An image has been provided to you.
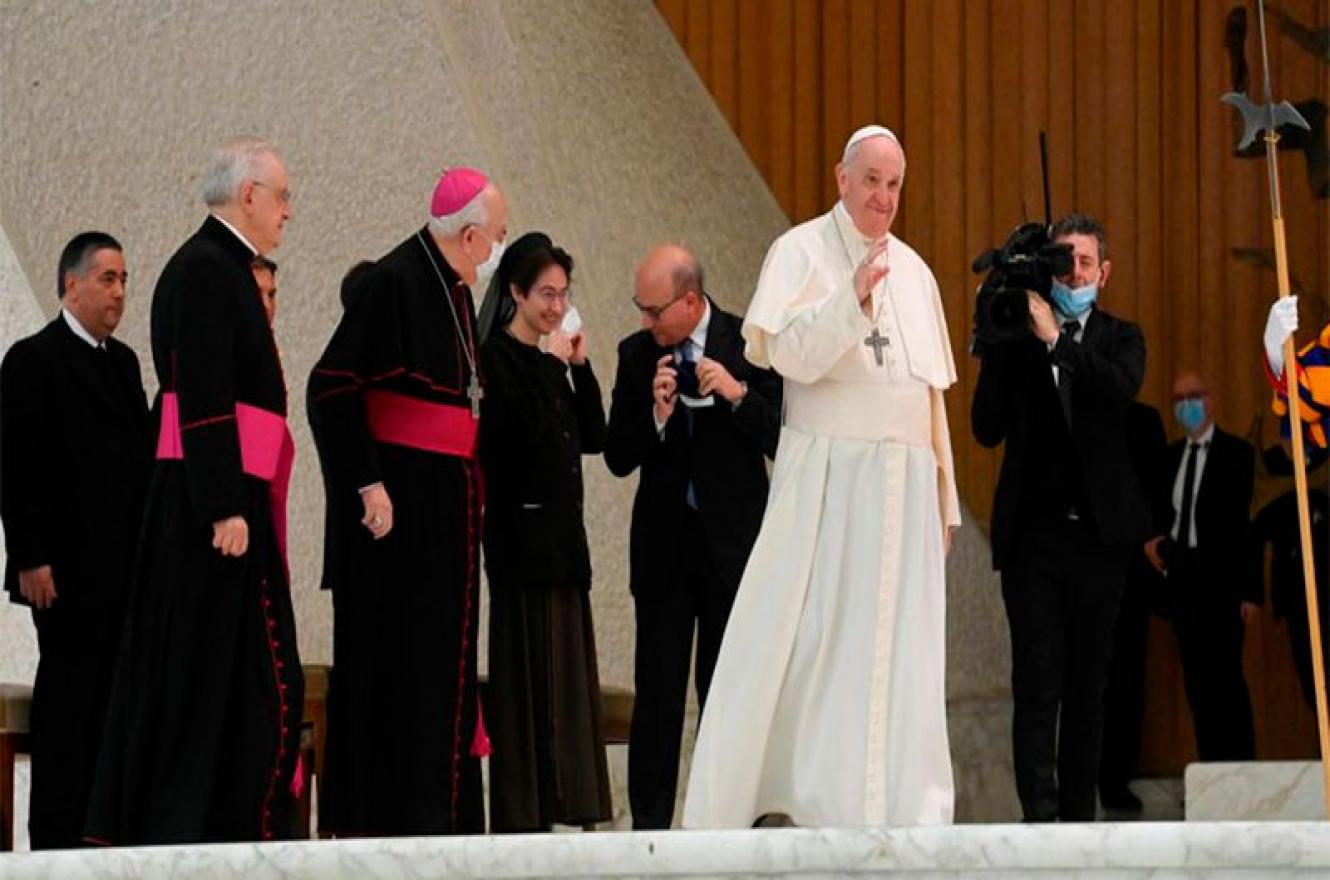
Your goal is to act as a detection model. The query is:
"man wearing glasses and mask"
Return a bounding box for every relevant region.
[604,243,781,829]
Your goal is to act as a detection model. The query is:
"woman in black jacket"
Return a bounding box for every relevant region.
[477,232,611,831]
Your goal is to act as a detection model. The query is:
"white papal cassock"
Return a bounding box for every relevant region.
[682,202,961,828]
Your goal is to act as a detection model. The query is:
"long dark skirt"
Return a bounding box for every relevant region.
[488,583,612,832]
[319,449,485,837]
[84,470,304,845]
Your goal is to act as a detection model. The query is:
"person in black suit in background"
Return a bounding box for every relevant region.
[972,213,1149,822]
[1143,370,1258,761]
[0,232,151,848]
[604,243,781,829]
[1098,400,1169,812]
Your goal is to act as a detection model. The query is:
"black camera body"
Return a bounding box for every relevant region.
[971,222,1073,350]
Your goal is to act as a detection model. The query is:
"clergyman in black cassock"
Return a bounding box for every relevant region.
[0,233,150,849]
[84,140,303,845]
[308,168,507,836]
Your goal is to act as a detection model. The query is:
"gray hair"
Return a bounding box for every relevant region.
[428,187,490,238]
[200,137,281,207]
[842,131,907,175]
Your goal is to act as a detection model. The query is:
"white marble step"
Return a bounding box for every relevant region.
[3,823,1328,879]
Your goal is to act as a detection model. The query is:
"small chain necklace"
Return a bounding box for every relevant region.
[416,231,483,418]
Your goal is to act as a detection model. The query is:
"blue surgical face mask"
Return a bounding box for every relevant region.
[1174,397,1208,433]
[1050,278,1099,319]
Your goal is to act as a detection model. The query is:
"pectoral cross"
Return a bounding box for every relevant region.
[864,327,890,367]
[468,374,484,419]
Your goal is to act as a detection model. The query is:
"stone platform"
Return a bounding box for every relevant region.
[2,824,1328,879]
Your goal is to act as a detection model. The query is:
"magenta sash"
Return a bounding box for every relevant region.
[365,389,478,460]
[156,392,296,569]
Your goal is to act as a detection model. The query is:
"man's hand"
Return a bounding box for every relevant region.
[652,353,678,424]
[1028,292,1061,346]
[546,329,573,363]
[1240,601,1261,626]
[697,357,744,403]
[853,238,890,316]
[361,483,393,540]
[18,565,57,609]
[568,331,588,366]
[212,516,249,557]
[1143,535,1167,574]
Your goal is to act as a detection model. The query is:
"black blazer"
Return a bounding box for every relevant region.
[603,301,781,596]
[972,307,1149,570]
[1153,425,1259,606]
[1,317,151,608]
[479,330,605,591]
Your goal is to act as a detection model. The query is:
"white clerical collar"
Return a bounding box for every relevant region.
[686,299,712,356]
[210,213,259,256]
[61,308,103,349]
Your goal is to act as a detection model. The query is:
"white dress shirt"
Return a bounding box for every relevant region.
[1170,421,1215,548]
[61,308,104,349]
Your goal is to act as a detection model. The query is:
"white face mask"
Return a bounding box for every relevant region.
[473,231,504,290]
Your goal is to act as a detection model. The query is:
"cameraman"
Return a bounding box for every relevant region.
[972,213,1148,822]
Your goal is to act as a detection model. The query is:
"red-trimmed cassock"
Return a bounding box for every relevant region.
[84,216,304,844]
[308,228,486,836]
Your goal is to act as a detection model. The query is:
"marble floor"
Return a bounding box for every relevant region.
[3,822,1329,879]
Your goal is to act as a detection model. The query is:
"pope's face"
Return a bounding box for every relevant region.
[836,136,904,241]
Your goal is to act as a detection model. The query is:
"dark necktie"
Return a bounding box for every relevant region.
[677,341,698,510]
[1057,321,1078,426]
[1177,442,1202,548]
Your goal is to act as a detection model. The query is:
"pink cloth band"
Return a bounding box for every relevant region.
[156,392,296,570]
[365,389,478,460]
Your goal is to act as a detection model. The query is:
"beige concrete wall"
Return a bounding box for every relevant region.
[0,0,788,691]
[0,0,1017,823]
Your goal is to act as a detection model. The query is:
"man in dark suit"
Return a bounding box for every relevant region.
[604,243,781,829]
[972,213,1149,822]
[1144,370,1258,761]
[0,231,151,849]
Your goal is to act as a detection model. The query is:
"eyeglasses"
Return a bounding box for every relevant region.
[532,287,571,304]
[632,289,692,321]
[250,180,292,205]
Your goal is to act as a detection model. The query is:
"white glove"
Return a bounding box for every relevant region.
[1264,296,1299,377]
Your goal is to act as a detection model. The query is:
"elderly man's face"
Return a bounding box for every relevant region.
[242,154,292,253]
[65,246,127,341]
[836,136,904,241]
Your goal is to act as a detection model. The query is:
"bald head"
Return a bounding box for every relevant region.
[633,244,706,347]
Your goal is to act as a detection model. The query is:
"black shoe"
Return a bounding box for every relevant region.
[752,812,797,828]
[1100,787,1143,812]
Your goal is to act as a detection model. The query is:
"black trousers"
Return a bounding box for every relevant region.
[1001,519,1128,822]
[628,513,735,829]
[1168,549,1255,761]
[1098,556,1157,797]
[28,603,122,849]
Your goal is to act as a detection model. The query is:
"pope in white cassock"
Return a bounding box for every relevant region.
[682,125,960,828]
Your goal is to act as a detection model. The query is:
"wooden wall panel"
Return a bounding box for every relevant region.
[658,0,1330,776]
